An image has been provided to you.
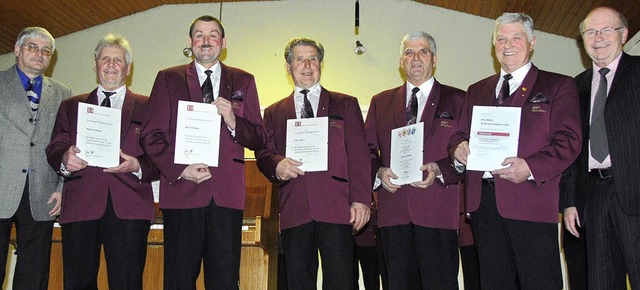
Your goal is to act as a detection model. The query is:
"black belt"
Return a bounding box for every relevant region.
[589,167,613,179]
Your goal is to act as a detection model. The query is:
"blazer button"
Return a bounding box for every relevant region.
[29,118,34,123]
[30,142,35,147]
[22,169,27,173]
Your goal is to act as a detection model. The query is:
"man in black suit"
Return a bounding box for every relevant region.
[562,6,640,289]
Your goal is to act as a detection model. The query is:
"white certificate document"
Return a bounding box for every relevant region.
[174,100,221,166]
[286,117,328,172]
[76,103,121,168]
[467,106,521,171]
[390,122,424,185]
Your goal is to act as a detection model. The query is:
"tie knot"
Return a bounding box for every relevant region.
[204,70,213,76]
[411,87,420,94]
[503,74,513,81]
[300,89,310,97]
[598,67,610,76]
[26,79,35,91]
[103,91,116,97]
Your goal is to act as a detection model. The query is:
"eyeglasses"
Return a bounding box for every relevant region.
[404,48,431,58]
[581,27,624,39]
[22,43,53,57]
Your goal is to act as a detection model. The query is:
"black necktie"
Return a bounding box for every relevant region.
[300,89,314,118]
[497,74,513,105]
[26,79,40,115]
[202,70,214,103]
[101,91,115,108]
[590,67,610,162]
[406,87,420,125]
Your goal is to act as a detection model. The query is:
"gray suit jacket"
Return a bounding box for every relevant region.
[0,64,71,221]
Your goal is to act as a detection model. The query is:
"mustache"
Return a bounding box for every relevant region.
[199,44,214,48]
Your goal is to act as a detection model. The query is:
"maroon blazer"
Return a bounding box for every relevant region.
[46,89,159,223]
[140,62,265,210]
[256,87,370,230]
[365,81,465,229]
[449,65,582,224]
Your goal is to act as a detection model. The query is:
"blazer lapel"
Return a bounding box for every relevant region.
[420,80,442,134]
[317,87,330,117]
[186,62,201,102]
[608,52,631,103]
[514,65,538,107]
[120,90,135,143]
[284,93,296,120]
[394,85,408,128]
[219,62,232,102]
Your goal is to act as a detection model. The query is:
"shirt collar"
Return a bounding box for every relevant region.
[295,83,321,99]
[16,66,43,91]
[195,61,221,82]
[592,51,622,77]
[406,77,435,100]
[500,62,531,84]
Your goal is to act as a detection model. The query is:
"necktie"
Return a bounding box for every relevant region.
[26,79,40,116]
[590,67,610,162]
[202,70,214,103]
[101,91,115,108]
[405,87,420,125]
[300,89,314,118]
[497,74,513,105]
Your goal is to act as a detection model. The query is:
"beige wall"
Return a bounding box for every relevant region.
[0,0,587,107]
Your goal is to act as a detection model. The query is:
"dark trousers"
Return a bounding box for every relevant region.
[562,224,587,290]
[460,245,481,290]
[471,180,562,290]
[61,194,150,290]
[281,221,353,290]
[586,175,640,290]
[0,178,53,290]
[162,198,243,290]
[353,245,380,290]
[380,223,459,290]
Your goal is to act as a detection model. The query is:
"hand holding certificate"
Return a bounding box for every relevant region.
[76,103,121,168]
[174,100,221,166]
[286,117,328,172]
[467,106,521,171]
[390,122,424,185]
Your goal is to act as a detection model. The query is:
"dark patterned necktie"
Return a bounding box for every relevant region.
[300,89,314,118]
[202,70,214,103]
[101,91,115,107]
[590,67,610,162]
[26,79,40,116]
[405,87,420,125]
[497,74,513,105]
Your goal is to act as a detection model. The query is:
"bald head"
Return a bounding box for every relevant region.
[580,7,628,67]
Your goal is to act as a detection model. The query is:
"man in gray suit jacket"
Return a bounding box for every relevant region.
[0,27,72,290]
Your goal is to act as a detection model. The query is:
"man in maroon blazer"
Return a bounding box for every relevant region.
[449,13,581,289]
[140,15,265,290]
[46,34,159,289]
[365,31,465,289]
[256,37,370,289]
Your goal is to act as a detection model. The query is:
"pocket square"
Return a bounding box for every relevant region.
[437,111,454,119]
[528,93,549,104]
[231,90,244,101]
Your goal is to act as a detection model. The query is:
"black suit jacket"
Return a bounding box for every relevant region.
[561,52,640,219]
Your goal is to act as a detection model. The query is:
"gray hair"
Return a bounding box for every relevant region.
[284,37,324,64]
[400,31,437,56]
[16,27,55,52]
[94,33,132,64]
[493,13,535,44]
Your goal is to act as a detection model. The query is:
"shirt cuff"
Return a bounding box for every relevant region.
[453,159,465,174]
[59,163,71,177]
